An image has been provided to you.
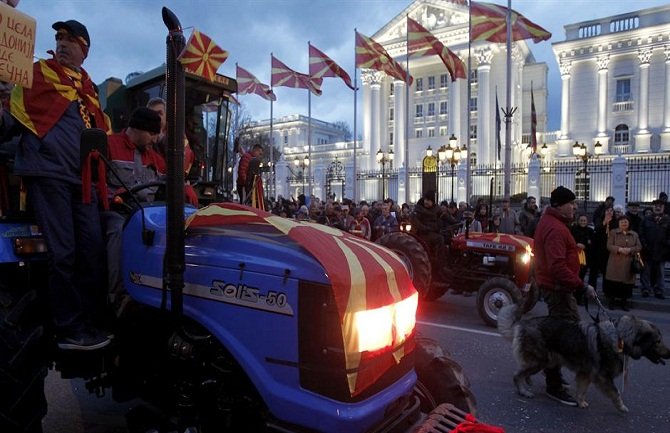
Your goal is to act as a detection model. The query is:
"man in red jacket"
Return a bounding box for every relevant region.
[534,186,596,406]
[236,143,263,203]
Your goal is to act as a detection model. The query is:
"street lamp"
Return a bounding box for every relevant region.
[438,134,461,203]
[572,140,603,211]
[376,148,393,200]
[294,155,309,195]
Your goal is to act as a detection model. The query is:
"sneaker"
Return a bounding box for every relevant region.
[57,326,112,351]
[546,388,578,407]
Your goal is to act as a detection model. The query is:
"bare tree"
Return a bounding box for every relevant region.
[333,120,353,141]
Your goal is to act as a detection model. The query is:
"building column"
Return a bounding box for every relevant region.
[476,48,492,164]
[512,46,524,155]
[449,76,462,145]
[662,47,670,151]
[556,61,572,156]
[596,55,610,154]
[611,156,627,205]
[361,69,385,169]
[635,48,652,153]
[527,153,541,201]
[393,80,406,169]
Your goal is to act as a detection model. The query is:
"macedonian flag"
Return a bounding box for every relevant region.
[186,203,417,397]
[178,29,229,82]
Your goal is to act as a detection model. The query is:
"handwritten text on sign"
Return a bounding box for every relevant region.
[0,3,35,88]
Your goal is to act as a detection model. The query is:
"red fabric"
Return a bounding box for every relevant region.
[450,414,505,433]
[355,31,413,85]
[271,55,322,96]
[107,131,166,175]
[470,1,551,44]
[81,149,109,210]
[308,43,354,90]
[407,17,466,82]
[534,207,583,291]
[10,58,110,138]
[236,151,253,186]
[178,30,228,82]
[236,65,276,101]
[184,183,199,207]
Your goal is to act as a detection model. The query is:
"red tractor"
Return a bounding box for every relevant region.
[377,228,539,327]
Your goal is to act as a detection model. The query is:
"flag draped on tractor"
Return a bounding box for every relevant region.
[355,31,412,85]
[177,30,229,81]
[236,65,276,101]
[470,1,551,43]
[185,203,418,397]
[309,43,355,90]
[407,17,466,82]
[271,55,322,96]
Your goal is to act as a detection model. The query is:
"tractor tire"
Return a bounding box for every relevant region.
[376,232,439,301]
[413,336,477,416]
[0,287,48,433]
[476,277,522,328]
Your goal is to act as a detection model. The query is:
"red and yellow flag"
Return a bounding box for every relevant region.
[186,203,417,397]
[407,17,466,82]
[178,29,229,82]
[355,31,412,85]
[271,55,322,96]
[470,1,551,44]
[309,43,355,90]
[236,65,276,101]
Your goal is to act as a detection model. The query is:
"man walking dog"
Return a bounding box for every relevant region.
[534,186,596,406]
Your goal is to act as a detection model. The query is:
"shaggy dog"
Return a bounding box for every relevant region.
[498,305,670,412]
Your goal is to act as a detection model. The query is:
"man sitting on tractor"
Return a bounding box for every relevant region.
[411,190,444,259]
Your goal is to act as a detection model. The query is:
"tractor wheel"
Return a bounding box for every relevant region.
[376,232,440,301]
[0,286,49,433]
[476,277,522,328]
[413,336,477,416]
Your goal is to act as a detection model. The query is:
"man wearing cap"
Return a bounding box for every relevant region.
[0,20,111,350]
[103,107,164,306]
[534,186,596,406]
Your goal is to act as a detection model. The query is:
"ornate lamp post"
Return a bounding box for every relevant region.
[376,148,393,200]
[294,155,309,195]
[572,141,603,212]
[438,134,462,203]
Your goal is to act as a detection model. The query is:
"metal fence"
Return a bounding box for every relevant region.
[354,154,670,204]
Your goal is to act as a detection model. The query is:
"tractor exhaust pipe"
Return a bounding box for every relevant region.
[162,7,185,324]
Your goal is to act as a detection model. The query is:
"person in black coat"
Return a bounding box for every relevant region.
[571,214,595,304]
[411,191,444,259]
[638,199,670,299]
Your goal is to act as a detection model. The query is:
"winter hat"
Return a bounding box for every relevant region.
[550,186,576,207]
[128,107,162,134]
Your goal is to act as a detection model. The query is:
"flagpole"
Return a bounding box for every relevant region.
[404,15,410,205]
[353,29,358,203]
[270,52,275,202]
[503,0,513,200]
[308,88,312,200]
[466,1,473,206]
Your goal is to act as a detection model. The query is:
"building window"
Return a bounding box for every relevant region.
[416,78,423,92]
[469,96,477,112]
[469,124,477,140]
[427,102,435,117]
[470,69,478,84]
[415,104,423,118]
[439,126,447,136]
[389,108,394,121]
[614,124,629,145]
[390,132,394,146]
[440,101,448,115]
[440,74,449,88]
[428,76,435,90]
[616,79,631,102]
[428,128,435,137]
[389,82,394,95]
[284,134,288,145]
[416,129,423,138]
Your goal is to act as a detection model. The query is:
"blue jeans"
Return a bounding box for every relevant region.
[26,177,104,328]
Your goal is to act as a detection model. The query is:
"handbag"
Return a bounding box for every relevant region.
[631,252,644,274]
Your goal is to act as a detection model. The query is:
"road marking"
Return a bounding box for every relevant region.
[417,320,502,337]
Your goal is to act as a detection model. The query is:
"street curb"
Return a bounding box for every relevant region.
[630,297,670,313]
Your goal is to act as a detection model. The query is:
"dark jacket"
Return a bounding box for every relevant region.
[519,207,539,237]
[411,198,441,235]
[638,213,670,261]
[570,223,595,264]
[534,207,583,292]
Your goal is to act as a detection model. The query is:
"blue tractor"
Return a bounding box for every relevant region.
[0,8,476,433]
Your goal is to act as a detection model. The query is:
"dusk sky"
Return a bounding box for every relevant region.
[14,0,670,131]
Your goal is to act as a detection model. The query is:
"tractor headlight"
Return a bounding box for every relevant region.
[353,292,418,353]
[519,245,533,265]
